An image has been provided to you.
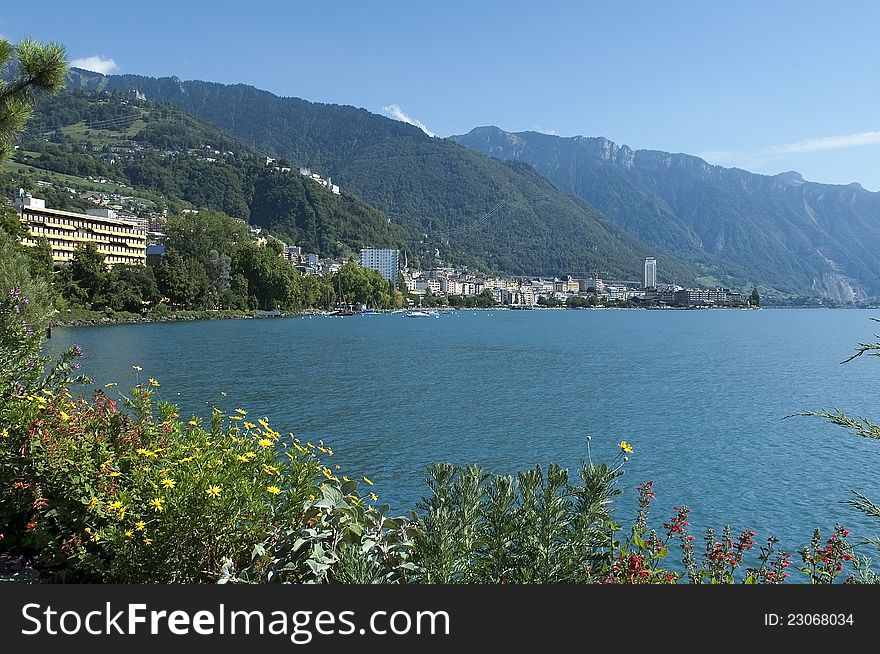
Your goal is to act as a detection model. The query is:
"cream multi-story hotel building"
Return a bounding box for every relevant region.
[14,194,147,266]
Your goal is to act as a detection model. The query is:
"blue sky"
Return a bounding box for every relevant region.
[4,1,880,189]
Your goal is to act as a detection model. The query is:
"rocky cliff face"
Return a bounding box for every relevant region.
[453,126,880,301]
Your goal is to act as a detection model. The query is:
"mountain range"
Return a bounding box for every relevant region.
[60,68,704,284]
[452,127,880,301]
[14,66,880,301]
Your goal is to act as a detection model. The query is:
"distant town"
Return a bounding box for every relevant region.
[13,189,750,310]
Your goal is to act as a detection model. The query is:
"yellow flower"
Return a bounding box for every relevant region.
[132,365,142,372]
[149,498,165,512]
[118,507,126,520]
[206,485,222,498]
[143,537,153,546]
[243,451,257,460]
[235,408,247,415]
[370,492,378,502]
[363,476,374,485]
[109,471,121,477]
[262,464,279,475]
[229,414,243,421]
[236,454,250,462]
[135,521,145,531]
[258,438,273,448]
[91,531,101,543]
[124,529,133,538]
[188,418,199,427]
[619,440,633,454]
[137,448,158,458]
[108,501,123,511]
[266,485,281,495]
[243,421,255,430]
[104,382,117,388]
[161,478,176,489]
[343,476,350,483]
[87,497,100,508]
[59,411,70,421]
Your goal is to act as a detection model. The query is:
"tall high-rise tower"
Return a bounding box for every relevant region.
[360,248,399,283]
[644,257,657,289]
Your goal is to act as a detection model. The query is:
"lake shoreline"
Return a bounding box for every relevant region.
[50,303,871,329]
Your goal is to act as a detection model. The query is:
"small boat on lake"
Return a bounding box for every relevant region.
[406,309,438,318]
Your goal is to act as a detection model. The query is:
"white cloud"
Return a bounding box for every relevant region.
[70,55,118,75]
[700,129,880,168]
[532,125,558,135]
[381,104,435,137]
[761,130,880,156]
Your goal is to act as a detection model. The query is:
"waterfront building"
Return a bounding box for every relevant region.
[15,193,146,266]
[644,257,657,289]
[360,247,399,282]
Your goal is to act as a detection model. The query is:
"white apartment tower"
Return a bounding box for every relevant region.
[644,257,657,289]
[360,248,399,283]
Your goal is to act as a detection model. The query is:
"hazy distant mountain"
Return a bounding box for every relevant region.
[62,68,702,282]
[452,127,880,301]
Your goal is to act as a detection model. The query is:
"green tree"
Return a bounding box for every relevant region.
[0,38,67,159]
[110,265,160,312]
[0,206,26,238]
[163,210,250,266]
[235,241,301,310]
[0,229,55,333]
[155,249,210,309]
[206,249,232,309]
[57,243,110,309]
[749,287,760,307]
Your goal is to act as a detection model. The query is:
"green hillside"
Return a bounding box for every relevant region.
[63,69,702,282]
[4,90,404,259]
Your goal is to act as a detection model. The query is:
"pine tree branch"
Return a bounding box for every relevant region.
[786,409,880,440]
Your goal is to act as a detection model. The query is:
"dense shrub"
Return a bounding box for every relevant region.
[0,368,370,581]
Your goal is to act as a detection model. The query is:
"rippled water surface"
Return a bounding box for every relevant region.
[47,308,880,552]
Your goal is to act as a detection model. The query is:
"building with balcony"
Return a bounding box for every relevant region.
[15,194,146,266]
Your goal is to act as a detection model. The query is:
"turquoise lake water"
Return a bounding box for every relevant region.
[46,308,880,556]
